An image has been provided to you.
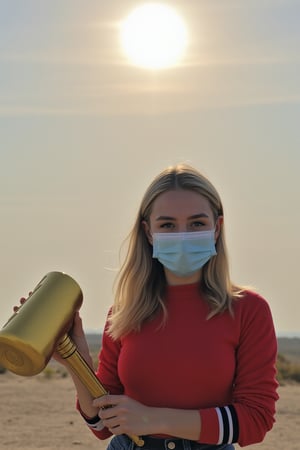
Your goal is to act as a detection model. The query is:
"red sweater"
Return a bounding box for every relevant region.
[84,284,279,447]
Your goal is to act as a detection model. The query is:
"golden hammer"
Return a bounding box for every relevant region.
[0,272,144,447]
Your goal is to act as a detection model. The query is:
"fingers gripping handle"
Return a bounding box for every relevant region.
[56,334,144,447]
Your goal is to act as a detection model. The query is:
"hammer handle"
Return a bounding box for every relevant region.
[57,334,144,447]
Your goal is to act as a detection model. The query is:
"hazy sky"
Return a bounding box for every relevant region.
[1,0,299,335]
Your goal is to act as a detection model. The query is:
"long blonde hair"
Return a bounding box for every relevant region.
[108,164,243,340]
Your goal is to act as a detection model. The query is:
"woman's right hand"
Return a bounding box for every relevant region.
[51,311,92,367]
[66,311,92,362]
[13,293,32,313]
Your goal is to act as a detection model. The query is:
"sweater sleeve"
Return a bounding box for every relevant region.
[199,292,279,447]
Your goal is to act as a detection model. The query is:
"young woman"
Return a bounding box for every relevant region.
[27,164,279,449]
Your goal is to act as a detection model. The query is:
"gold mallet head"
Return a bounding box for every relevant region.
[0,271,83,376]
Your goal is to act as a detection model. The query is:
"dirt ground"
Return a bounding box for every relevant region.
[0,371,299,450]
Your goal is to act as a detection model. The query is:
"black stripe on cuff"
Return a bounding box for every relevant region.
[85,414,100,425]
[228,404,239,443]
[220,407,230,444]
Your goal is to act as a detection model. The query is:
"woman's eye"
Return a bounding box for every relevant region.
[191,221,205,229]
[160,222,175,229]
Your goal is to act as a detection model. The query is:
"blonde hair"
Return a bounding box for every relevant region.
[108,164,243,340]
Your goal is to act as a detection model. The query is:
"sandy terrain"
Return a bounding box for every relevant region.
[0,371,299,450]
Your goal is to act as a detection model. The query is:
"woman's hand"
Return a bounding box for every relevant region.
[51,311,93,368]
[93,395,201,441]
[93,395,156,437]
[13,294,32,313]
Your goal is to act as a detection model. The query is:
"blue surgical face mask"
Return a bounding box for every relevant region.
[152,230,217,277]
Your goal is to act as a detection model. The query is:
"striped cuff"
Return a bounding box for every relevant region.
[82,414,105,431]
[215,405,239,444]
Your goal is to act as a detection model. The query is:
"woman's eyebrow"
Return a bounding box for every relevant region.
[155,213,209,221]
[188,213,209,220]
[155,215,176,221]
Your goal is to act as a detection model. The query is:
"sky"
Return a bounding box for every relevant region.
[0,0,299,335]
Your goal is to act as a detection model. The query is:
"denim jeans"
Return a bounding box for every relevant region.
[106,434,235,450]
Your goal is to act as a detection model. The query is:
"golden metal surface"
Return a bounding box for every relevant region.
[0,271,144,446]
[57,334,107,397]
[0,271,83,376]
[57,334,144,446]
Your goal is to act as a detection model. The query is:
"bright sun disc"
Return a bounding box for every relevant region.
[120,3,188,70]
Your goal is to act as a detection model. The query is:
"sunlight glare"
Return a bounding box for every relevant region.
[120,3,188,70]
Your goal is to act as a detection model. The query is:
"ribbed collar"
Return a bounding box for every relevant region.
[166,282,202,298]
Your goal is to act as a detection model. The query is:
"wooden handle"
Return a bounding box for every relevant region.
[56,334,144,447]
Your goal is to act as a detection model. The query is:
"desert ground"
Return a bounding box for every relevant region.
[0,371,299,450]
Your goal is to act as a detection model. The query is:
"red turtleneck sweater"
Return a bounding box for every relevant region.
[79,285,278,447]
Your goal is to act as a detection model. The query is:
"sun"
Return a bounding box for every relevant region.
[120,3,188,70]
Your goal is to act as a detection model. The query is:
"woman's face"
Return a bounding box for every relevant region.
[143,189,222,284]
[147,189,219,235]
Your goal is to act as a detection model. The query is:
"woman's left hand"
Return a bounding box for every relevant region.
[93,394,155,436]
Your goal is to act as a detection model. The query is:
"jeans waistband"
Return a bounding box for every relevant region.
[139,436,232,450]
[140,437,189,450]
